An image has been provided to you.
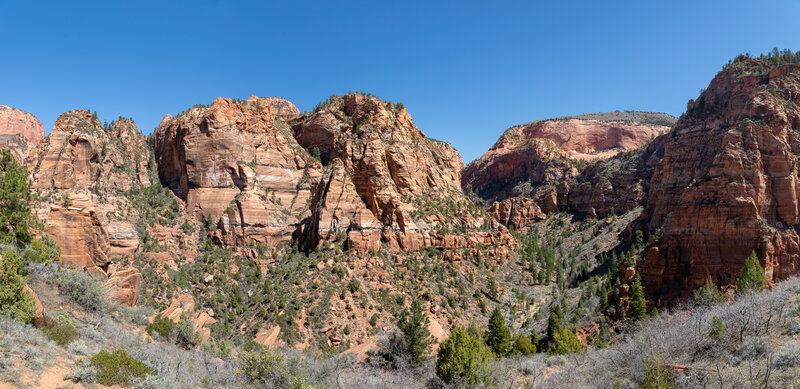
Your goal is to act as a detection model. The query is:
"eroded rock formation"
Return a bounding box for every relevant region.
[640,59,800,304]
[0,105,44,163]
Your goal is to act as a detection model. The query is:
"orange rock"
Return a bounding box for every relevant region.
[254,325,283,348]
[22,285,44,320]
[0,105,44,163]
[102,267,143,307]
[44,197,110,269]
[640,61,800,305]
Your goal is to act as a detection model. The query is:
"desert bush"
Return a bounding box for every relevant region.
[146,315,175,340]
[90,349,155,386]
[48,266,107,311]
[773,341,800,370]
[21,235,61,264]
[64,359,97,383]
[119,305,155,326]
[130,373,180,389]
[173,318,200,350]
[68,339,91,356]
[731,337,768,364]
[42,322,79,346]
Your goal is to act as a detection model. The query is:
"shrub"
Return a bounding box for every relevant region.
[397,300,433,366]
[640,356,675,389]
[0,149,35,245]
[238,344,288,387]
[64,359,97,384]
[0,249,36,323]
[130,374,180,389]
[22,235,61,264]
[732,337,767,364]
[512,334,536,355]
[551,327,582,355]
[436,325,492,384]
[173,319,200,350]
[146,315,176,340]
[737,251,766,294]
[347,279,360,293]
[48,267,106,311]
[485,307,512,357]
[773,341,800,370]
[43,322,79,346]
[90,349,155,386]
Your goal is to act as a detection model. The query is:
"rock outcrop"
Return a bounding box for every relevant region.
[155,93,511,254]
[295,93,505,252]
[101,267,143,307]
[0,105,44,162]
[43,194,110,270]
[153,96,318,247]
[152,294,216,344]
[27,110,151,191]
[639,58,800,304]
[465,113,672,228]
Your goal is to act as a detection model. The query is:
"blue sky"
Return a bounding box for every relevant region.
[1,1,798,163]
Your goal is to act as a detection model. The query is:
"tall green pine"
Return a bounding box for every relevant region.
[485,307,511,357]
[398,300,434,366]
[627,273,647,321]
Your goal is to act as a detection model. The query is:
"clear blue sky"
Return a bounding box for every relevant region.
[1,1,798,163]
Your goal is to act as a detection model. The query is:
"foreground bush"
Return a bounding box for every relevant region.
[48,267,106,311]
[436,325,492,385]
[90,349,154,386]
[43,322,79,346]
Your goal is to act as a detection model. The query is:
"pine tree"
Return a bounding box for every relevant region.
[398,300,434,366]
[693,276,725,308]
[628,273,647,321]
[737,251,766,294]
[546,304,564,343]
[486,275,499,300]
[485,307,512,357]
[436,326,492,384]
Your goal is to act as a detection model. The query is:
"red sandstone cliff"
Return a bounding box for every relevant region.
[0,105,44,163]
[464,113,672,228]
[640,58,800,304]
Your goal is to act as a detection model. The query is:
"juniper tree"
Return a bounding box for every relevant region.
[693,276,725,308]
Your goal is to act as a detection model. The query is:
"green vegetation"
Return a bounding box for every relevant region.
[146,314,176,339]
[0,249,36,323]
[42,321,79,346]
[693,276,725,308]
[48,267,106,311]
[737,251,766,294]
[0,149,34,246]
[435,325,492,385]
[90,349,155,386]
[627,273,648,321]
[485,307,511,357]
[397,300,434,366]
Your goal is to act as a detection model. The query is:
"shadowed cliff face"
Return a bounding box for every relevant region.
[640,59,800,305]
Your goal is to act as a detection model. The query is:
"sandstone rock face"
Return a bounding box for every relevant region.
[153,96,318,247]
[153,294,216,343]
[27,111,151,191]
[465,113,671,227]
[295,93,504,252]
[156,93,510,254]
[640,60,800,304]
[101,267,143,307]
[44,194,110,269]
[0,106,44,162]
[22,284,44,320]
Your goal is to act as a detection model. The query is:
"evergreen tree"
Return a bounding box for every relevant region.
[627,273,647,321]
[737,251,766,294]
[693,276,725,308]
[0,249,36,323]
[436,326,492,385]
[595,321,610,348]
[0,150,34,246]
[546,304,564,344]
[485,307,512,357]
[551,327,582,354]
[397,300,434,366]
[486,275,499,300]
